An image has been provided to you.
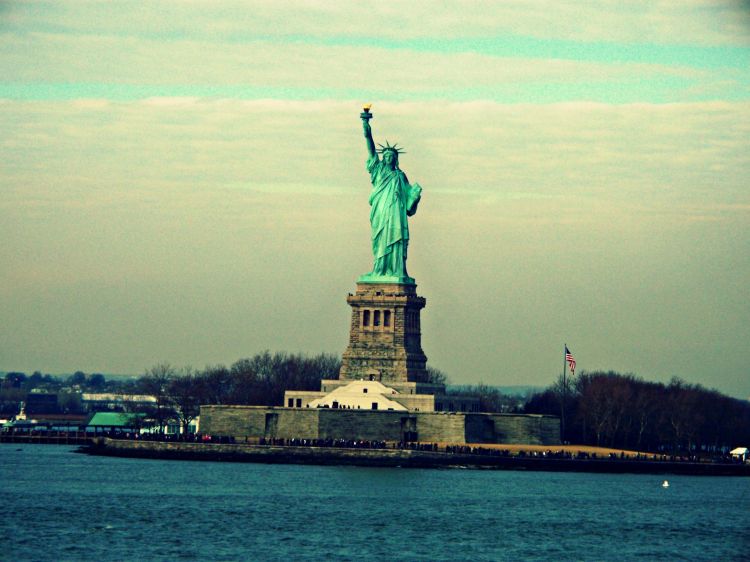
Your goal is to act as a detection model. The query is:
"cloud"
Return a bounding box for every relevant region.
[2,2,748,106]
[3,98,748,213]
[4,0,749,46]
[1,31,709,90]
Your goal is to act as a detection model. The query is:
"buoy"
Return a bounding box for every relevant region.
[662,480,669,488]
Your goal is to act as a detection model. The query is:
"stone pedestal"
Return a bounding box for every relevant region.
[339,283,428,384]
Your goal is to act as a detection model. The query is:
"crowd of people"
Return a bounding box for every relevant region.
[91,430,236,444]
[89,431,745,464]
[259,437,437,450]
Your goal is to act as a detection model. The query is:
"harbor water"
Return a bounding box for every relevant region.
[1,444,748,561]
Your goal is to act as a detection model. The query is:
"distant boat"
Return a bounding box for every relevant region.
[662,480,670,488]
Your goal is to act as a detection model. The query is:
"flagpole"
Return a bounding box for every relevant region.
[561,343,567,444]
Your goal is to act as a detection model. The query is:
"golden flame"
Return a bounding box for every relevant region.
[362,103,372,112]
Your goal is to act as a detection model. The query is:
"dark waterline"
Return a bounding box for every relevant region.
[1,445,748,561]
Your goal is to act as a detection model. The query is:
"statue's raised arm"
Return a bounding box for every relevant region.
[362,104,376,158]
[358,105,422,286]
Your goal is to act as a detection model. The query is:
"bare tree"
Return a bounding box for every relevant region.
[169,368,203,435]
[631,381,662,450]
[198,365,233,405]
[525,368,750,453]
[426,366,449,386]
[139,363,176,433]
[576,373,618,446]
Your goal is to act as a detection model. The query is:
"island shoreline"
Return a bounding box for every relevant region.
[78,438,750,476]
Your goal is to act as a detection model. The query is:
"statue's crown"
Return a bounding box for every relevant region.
[376,140,406,154]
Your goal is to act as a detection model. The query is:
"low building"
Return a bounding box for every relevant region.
[7,402,87,431]
[284,379,480,413]
[307,380,407,411]
[86,412,146,434]
[730,447,748,463]
[81,393,157,412]
[24,393,60,415]
[162,417,200,435]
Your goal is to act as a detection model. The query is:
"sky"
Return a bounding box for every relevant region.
[1,1,749,398]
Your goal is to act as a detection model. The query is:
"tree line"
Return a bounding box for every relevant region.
[524,371,750,453]
[5,360,748,453]
[1,370,111,415]
[135,351,342,433]
[0,352,341,425]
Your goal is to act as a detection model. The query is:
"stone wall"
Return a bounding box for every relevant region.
[201,405,560,445]
[318,409,405,441]
[274,408,320,439]
[464,414,497,443]
[283,390,326,408]
[414,412,466,443]
[200,405,256,438]
[481,414,561,445]
[391,394,434,412]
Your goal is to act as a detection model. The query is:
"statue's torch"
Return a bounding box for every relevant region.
[360,103,373,123]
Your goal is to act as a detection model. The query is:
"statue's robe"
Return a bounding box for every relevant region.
[366,155,422,278]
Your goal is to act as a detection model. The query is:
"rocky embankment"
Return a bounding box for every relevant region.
[81,438,750,476]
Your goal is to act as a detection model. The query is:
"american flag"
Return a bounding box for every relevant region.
[565,346,576,375]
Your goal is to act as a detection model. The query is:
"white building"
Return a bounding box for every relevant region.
[285,379,479,413]
[81,393,157,412]
[307,380,408,411]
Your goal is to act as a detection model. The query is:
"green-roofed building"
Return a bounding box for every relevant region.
[86,412,146,433]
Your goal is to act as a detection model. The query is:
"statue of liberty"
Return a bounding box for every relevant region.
[359,105,422,284]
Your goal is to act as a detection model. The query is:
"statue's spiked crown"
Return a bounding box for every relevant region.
[377,140,406,155]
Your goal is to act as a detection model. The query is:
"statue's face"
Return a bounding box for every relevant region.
[383,150,397,167]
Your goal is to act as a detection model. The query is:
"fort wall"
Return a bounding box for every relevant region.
[200,405,560,445]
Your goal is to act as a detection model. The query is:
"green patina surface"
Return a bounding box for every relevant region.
[87,412,143,427]
[357,273,416,285]
[359,108,421,286]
